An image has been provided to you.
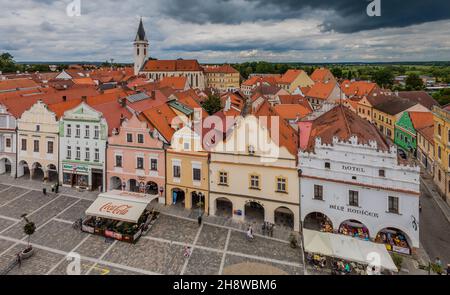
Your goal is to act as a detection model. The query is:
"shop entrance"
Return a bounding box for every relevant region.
[32,162,44,181]
[303,212,333,232]
[171,188,185,207]
[18,161,30,178]
[110,176,122,190]
[145,181,159,195]
[274,207,294,230]
[91,169,103,191]
[0,157,12,175]
[47,164,58,183]
[191,191,205,212]
[128,179,139,192]
[339,219,370,240]
[244,201,264,224]
[215,197,233,218]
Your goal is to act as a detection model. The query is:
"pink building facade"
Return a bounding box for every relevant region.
[106,114,166,203]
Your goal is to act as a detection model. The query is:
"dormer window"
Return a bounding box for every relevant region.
[248,145,255,155]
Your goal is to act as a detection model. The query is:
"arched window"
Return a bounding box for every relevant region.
[137,48,140,56]
[438,124,441,136]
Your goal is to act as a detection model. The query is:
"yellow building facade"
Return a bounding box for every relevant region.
[165,127,209,213]
[203,65,240,93]
[432,106,450,205]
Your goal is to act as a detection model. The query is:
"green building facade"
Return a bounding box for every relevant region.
[394,112,417,153]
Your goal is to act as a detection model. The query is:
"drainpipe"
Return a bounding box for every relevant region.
[14,125,18,179]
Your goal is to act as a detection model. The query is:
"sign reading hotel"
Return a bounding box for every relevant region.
[329,204,379,218]
[341,165,366,173]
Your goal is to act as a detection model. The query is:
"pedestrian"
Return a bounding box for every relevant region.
[42,187,46,195]
[446,264,450,275]
[435,257,443,274]
[262,222,266,236]
[197,215,202,226]
[17,253,21,268]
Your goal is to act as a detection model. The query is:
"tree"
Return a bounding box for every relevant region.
[331,67,343,79]
[21,214,36,249]
[202,94,222,115]
[405,73,424,90]
[0,52,19,73]
[372,68,394,88]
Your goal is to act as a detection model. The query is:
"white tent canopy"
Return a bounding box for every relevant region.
[303,229,398,272]
[85,190,157,223]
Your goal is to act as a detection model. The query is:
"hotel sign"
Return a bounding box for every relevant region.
[342,165,366,173]
[329,204,379,218]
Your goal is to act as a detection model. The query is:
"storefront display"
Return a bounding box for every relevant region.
[339,221,369,241]
[375,229,410,255]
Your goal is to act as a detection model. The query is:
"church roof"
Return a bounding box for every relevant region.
[135,18,148,42]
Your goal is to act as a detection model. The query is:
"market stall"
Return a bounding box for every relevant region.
[338,220,370,241]
[82,190,160,243]
[303,229,398,274]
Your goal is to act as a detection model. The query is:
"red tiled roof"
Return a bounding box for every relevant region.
[0,79,40,92]
[417,124,434,144]
[140,104,178,142]
[73,77,96,86]
[203,64,239,74]
[278,69,304,84]
[91,101,132,136]
[305,105,389,152]
[277,94,313,112]
[143,60,202,72]
[159,76,188,90]
[306,81,337,100]
[341,81,377,97]
[273,104,313,120]
[310,68,335,83]
[47,99,83,119]
[408,111,433,130]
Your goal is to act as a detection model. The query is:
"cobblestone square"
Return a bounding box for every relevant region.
[0,182,305,275]
[0,184,10,193]
[223,254,303,275]
[147,214,199,244]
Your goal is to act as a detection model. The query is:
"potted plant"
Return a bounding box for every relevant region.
[289,233,298,249]
[20,214,36,259]
[391,253,403,272]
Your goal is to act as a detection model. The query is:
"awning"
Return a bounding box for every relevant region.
[85,190,158,223]
[303,229,398,272]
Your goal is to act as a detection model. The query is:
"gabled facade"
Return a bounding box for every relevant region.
[165,126,209,213]
[17,100,59,182]
[395,112,417,153]
[107,114,165,202]
[59,102,107,191]
[0,104,17,177]
[209,115,300,231]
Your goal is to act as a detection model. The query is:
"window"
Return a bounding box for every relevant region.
[127,133,133,143]
[183,142,190,150]
[5,138,11,148]
[438,169,442,182]
[67,124,72,137]
[438,124,441,136]
[33,140,39,152]
[325,162,331,169]
[219,172,228,185]
[21,139,26,151]
[137,157,144,169]
[47,141,53,154]
[75,125,80,138]
[314,185,323,200]
[150,158,157,171]
[84,148,89,161]
[94,126,99,139]
[379,169,385,177]
[250,174,260,189]
[173,165,181,178]
[248,145,255,155]
[66,146,71,159]
[94,149,99,162]
[388,196,399,214]
[138,134,144,144]
[85,125,90,138]
[277,177,287,192]
[76,147,80,160]
[115,155,122,167]
[36,125,40,132]
[193,168,201,181]
[349,190,359,207]
[438,146,442,159]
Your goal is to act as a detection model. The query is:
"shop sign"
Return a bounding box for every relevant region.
[63,163,88,173]
[99,202,132,215]
[393,246,410,255]
[329,204,379,218]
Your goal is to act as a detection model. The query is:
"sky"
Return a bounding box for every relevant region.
[1,0,450,63]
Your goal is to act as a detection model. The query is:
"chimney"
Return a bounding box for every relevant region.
[120,113,126,124]
[151,90,156,99]
[62,95,67,102]
[119,97,126,107]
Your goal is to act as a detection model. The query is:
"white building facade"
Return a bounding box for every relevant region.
[0,104,17,177]
[59,103,107,191]
[299,136,420,253]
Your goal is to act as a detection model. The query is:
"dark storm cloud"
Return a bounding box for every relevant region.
[160,0,450,33]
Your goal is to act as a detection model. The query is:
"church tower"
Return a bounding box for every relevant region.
[133,18,148,75]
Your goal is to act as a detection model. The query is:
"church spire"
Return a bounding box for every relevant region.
[135,17,148,42]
